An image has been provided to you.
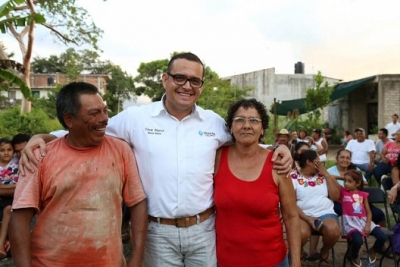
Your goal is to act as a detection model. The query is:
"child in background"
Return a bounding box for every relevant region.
[0,137,19,258]
[340,170,387,267]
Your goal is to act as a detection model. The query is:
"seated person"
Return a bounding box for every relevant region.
[0,138,19,258]
[291,150,341,267]
[373,129,400,185]
[328,149,386,227]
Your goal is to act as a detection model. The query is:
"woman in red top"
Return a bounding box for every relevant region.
[214,98,301,267]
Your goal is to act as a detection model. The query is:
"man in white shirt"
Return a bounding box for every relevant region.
[345,127,376,181]
[385,113,400,140]
[19,53,292,267]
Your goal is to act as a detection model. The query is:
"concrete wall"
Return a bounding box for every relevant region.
[224,68,340,110]
[379,75,400,127]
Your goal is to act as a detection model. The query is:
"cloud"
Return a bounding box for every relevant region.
[4,0,400,82]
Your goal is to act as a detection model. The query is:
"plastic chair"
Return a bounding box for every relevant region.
[343,187,398,267]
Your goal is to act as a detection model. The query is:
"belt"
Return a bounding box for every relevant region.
[148,206,215,228]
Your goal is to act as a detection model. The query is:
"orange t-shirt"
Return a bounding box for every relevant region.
[13,136,146,267]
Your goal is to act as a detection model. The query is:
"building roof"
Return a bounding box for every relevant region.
[271,75,376,115]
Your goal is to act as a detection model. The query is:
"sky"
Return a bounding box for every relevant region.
[3,0,400,85]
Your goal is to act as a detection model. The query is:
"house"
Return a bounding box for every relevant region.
[223,67,341,111]
[2,73,110,108]
[223,66,400,138]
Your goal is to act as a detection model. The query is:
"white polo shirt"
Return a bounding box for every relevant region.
[345,139,375,164]
[106,99,231,218]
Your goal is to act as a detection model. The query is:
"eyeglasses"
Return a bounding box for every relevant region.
[167,72,204,89]
[232,116,262,126]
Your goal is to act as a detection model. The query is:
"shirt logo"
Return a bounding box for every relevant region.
[198,131,215,137]
[145,128,164,135]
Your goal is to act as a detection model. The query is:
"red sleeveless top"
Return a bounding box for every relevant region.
[214,147,287,267]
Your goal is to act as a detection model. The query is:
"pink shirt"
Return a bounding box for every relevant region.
[13,136,146,267]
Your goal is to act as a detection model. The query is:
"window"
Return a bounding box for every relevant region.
[32,90,40,98]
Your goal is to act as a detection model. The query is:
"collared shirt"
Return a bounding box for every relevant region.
[106,96,231,218]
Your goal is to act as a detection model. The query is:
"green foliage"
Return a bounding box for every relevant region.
[197,79,252,119]
[102,63,135,117]
[0,105,62,137]
[303,71,334,131]
[33,85,62,119]
[30,49,136,117]
[0,69,32,100]
[134,59,168,101]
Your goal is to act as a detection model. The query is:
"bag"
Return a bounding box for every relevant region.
[392,222,400,255]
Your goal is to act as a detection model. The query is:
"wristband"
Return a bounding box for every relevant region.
[273,144,280,151]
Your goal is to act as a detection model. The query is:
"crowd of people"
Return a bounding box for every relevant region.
[0,52,399,267]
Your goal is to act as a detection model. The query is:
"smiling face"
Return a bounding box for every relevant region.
[336,150,351,169]
[65,93,108,147]
[231,107,263,145]
[162,59,204,120]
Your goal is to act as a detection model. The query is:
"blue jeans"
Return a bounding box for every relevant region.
[354,163,374,181]
[276,256,289,267]
[372,162,392,185]
[349,228,388,260]
[144,214,216,267]
[219,256,288,267]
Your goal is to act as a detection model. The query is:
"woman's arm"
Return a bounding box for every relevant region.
[388,167,400,204]
[275,170,301,267]
[317,162,341,201]
[380,147,389,164]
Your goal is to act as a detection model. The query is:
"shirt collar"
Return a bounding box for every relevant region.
[150,94,204,120]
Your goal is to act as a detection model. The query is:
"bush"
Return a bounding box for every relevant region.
[0,106,62,138]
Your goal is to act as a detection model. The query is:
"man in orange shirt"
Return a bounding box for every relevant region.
[9,82,147,267]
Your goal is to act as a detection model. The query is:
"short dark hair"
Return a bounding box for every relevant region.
[379,128,388,136]
[225,98,269,143]
[393,114,399,118]
[294,149,318,168]
[167,52,205,78]
[294,141,310,154]
[11,133,31,146]
[56,82,100,129]
[0,137,12,148]
[312,129,322,136]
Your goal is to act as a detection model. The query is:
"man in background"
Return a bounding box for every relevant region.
[11,133,31,160]
[385,113,400,140]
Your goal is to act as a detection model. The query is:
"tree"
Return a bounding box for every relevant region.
[0,0,104,114]
[134,58,168,102]
[102,63,135,117]
[303,71,334,131]
[31,50,136,117]
[197,78,252,119]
